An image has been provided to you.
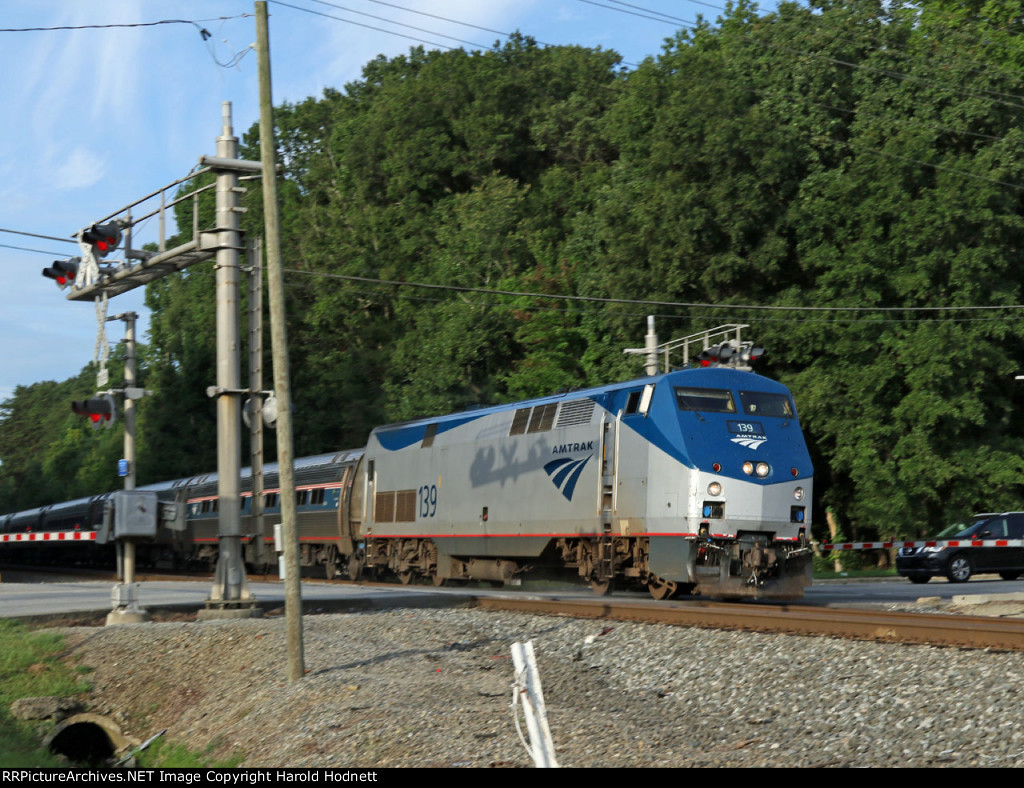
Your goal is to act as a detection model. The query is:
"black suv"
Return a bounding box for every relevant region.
[897,512,1024,584]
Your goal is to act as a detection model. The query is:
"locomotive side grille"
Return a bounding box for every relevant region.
[375,491,395,523]
[374,490,417,523]
[527,403,558,433]
[395,490,417,522]
[509,408,531,435]
[556,399,595,427]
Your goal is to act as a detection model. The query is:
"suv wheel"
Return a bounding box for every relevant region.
[946,554,973,583]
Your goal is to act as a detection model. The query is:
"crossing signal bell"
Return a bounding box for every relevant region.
[72,395,117,429]
[81,223,122,258]
[42,257,81,289]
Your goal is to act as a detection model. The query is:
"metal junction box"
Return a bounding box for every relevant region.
[114,490,159,539]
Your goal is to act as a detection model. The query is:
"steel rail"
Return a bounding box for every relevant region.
[474,596,1024,651]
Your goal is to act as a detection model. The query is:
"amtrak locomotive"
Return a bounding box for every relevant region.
[0,348,814,600]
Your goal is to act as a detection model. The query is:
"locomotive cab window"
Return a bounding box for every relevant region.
[738,391,794,418]
[675,387,736,413]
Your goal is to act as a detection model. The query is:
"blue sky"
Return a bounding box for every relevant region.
[0,0,774,404]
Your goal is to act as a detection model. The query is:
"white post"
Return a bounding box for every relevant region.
[511,640,559,768]
[644,314,659,375]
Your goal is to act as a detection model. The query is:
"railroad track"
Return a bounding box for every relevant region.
[474,595,1024,652]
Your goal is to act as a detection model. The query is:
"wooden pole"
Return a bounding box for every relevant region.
[255,0,304,681]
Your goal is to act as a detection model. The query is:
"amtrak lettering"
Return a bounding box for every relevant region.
[727,420,767,450]
[551,441,594,454]
[731,433,768,450]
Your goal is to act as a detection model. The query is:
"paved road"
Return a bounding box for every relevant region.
[0,577,481,620]
[2,572,1019,621]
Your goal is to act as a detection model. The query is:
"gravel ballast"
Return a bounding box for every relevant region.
[48,603,1024,768]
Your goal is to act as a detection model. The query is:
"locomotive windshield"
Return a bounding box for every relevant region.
[738,391,794,418]
[675,387,736,413]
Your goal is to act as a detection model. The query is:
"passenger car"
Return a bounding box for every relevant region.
[896,513,1024,583]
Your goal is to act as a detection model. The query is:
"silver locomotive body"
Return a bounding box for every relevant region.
[354,366,813,599]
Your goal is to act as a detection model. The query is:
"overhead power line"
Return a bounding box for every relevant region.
[280,272,1024,327]
[271,0,638,66]
[0,16,247,36]
[0,242,70,257]
[269,0,472,51]
[286,269,1024,315]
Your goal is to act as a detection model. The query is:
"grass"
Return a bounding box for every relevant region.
[0,619,243,768]
[0,619,89,767]
[135,738,244,768]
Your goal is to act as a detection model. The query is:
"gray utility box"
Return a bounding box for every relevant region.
[114,490,159,539]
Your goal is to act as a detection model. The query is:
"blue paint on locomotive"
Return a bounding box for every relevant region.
[374,413,484,451]
[369,366,810,487]
[543,455,593,501]
[640,367,812,484]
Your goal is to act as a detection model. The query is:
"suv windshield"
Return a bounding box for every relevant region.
[738,391,794,418]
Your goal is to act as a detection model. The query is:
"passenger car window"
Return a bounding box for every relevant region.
[675,387,736,413]
[738,391,794,418]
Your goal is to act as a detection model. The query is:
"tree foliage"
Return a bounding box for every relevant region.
[4,2,1024,542]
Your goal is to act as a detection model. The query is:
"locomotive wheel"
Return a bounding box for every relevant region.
[397,570,414,585]
[590,576,613,596]
[432,572,447,587]
[647,575,678,600]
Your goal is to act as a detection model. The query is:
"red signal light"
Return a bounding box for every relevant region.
[72,396,117,429]
[81,223,122,258]
[42,258,81,289]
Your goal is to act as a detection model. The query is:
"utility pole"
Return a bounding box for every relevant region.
[105,311,151,626]
[199,102,258,620]
[256,0,305,681]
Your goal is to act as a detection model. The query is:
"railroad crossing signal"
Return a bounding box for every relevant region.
[42,257,81,289]
[742,346,765,365]
[81,223,122,258]
[695,342,765,368]
[697,343,735,367]
[72,394,118,429]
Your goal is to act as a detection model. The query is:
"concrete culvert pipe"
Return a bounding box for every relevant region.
[44,713,133,767]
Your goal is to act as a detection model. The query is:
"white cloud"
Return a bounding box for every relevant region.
[52,147,108,191]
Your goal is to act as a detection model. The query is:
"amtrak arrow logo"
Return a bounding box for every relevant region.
[731,436,767,450]
[544,455,592,501]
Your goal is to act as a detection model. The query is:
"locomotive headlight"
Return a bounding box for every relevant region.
[794,487,805,501]
[707,481,722,497]
[742,461,754,476]
[755,462,771,478]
